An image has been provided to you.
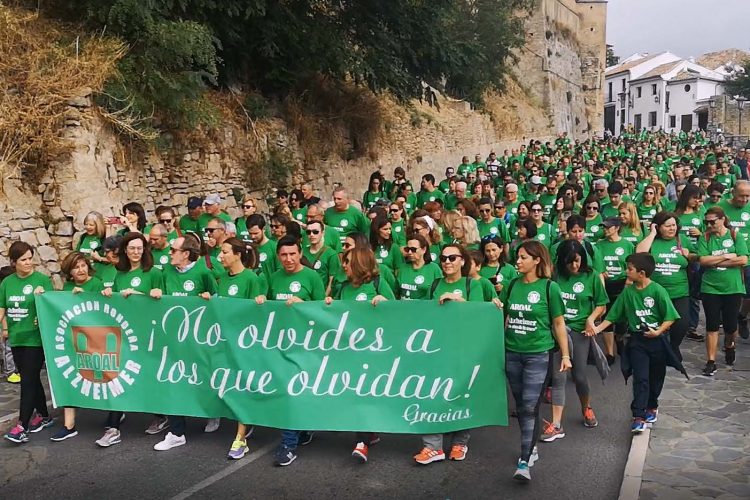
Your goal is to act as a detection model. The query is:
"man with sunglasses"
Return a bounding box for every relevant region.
[438,167,456,194]
[476,197,510,252]
[305,204,342,252]
[205,219,228,259]
[302,220,340,296]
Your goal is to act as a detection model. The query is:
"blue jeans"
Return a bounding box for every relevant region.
[505,351,551,462]
[281,430,299,449]
[627,336,666,419]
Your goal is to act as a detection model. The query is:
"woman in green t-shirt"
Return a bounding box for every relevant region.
[389,202,407,247]
[580,196,604,241]
[697,206,749,376]
[637,184,663,226]
[0,241,54,444]
[362,173,386,210]
[498,240,570,482]
[618,202,644,245]
[369,215,404,272]
[674,184,706,342]
[479,235,517,296]
[636,212,692,361]
[449,215,481,251]
[75,211,107,264]
[542,240,608,443]
[395,235,442,300]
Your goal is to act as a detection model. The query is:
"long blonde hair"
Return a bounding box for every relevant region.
[618,202,643,236]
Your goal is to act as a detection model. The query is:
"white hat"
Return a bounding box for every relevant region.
[204,193,221,205]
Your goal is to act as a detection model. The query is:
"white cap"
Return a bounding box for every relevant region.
[204,193,221,205]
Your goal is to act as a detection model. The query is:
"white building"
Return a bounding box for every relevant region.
[604,52,727,135]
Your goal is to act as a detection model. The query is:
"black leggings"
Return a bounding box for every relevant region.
[10,346,49,428]
[702,293,743,334]
[669,297,690,362]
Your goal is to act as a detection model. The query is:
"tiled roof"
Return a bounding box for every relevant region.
[696,49,749,70]
[631,61,682,81]
[605,53,661,76]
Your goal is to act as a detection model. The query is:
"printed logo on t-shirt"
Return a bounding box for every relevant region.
[183,280,195,292]
[490,227,498,234]
[431,253,438,261]
[692,218,700,226]
[130,277,142,288]
[742,212,750,222]
[228,284,239,296]
[160,255,169,264]
[289,281,302,293]
[644,297,655,308]
[723,239,733,248]
[528,291,541,304]
[90,241,99,249]
[414,275,425,285]
[379,249,388,258]
[573,282,585,293]
[313,260,322,270]
[538,233,546,241]
[340,219,349,228]
[591,225,599,233]
[395,226,402,233]
[615,247,625,256]
[649,209,656,215]
[22,284,33,295]
[452,289,464,296]
[355,293,368,301]
[259,252,267,262]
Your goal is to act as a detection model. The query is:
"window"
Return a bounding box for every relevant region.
[622,78,626,91]
[637,87,642,98]
[669,115,676,128]
[649,111,657,127]
[684,84,691,92]
[652,84,657,95]
[608,82,613,103]
[634,114,642,131]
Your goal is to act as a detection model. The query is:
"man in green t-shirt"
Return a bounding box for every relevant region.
[245,214,280,281]
[199,194,233,234]
[594,253,680,434]
[148,223,171,270]
[323,187,369,244]
[256,236,325,467]
[416,174,446,208]
[205,218,229,259]
[179,197,204,233]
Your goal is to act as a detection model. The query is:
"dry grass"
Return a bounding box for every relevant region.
[0,4,126,186]
[483,75,552,138]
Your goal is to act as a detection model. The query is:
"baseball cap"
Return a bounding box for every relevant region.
[187,196,204,209]
[203,193,221,206]
[530,175,542,185]
[602,217,622,228]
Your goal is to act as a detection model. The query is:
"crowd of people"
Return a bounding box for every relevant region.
[1,128,749,482]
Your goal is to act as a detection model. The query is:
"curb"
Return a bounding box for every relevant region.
[0,399,55,427]
[618,428,651,500]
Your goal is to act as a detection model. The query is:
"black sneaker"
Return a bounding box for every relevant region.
[686,331,705,342]
[702,361,717,377]
[725,347,736,366]
[606,354,616,366]
[274,445,298,466]
[299,431,315,446]
[740,319,750,340]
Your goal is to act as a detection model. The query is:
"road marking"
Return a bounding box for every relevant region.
[618,428,651,500]
[169,441,276,500]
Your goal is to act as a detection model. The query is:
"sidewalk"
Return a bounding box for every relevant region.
[639,336,750,499]
[0,372,52,425]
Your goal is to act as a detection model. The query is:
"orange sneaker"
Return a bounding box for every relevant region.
[583,406,598,428]
[449,444,468,461]
[352,442,368,463]
[414,447,445,464]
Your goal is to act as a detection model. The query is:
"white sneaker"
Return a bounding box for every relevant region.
[154,432,186,451]
[96,428,121,448]
[204,418,220,433]
[529,446,539,467]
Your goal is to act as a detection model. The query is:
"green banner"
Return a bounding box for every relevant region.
[37,292,507,433]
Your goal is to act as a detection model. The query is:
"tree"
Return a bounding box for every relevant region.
[606,45,620,67]
[725,61,750,100]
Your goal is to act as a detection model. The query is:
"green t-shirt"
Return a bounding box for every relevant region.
[717,200,750,240]
[336,278,396,301]
[533,222,554,247]
[112,267,164,294]
[396,262,443,300]
[620,226,644,246]
[303,245,341,291]
[267,266,325,301]
[499,278,565,354]
[0,272,53,347]
[162,263,218,297]
[362,191,386,209]
[478,263,518,295]
[375,244,404,272]
[476,276,498,302]
[605,281,680,332]
[257,239,279,280]
[550,239,604,273]
[597,239,634,281]
[429,277,483,302]
[649,238,691,298]
[477,218,510,242]
[677,211,705,246]
[638,204,661,226]
[697,231,749,295]
[391,220,407,247]
[557,271,608,331]
[601,202,621,220]
[324,206,369,244]
[152,246,171,270]
[76,234,104,258]
[217,269,263,299]
[63,276,104,293]
[96,263,118,289]
[416,189,446,208]
[179,215,202,233]
[584,216,604,241]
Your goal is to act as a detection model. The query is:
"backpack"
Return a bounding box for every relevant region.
[429,276,472,300]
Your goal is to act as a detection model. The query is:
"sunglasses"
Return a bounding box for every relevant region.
[439,254,461,263]
[404,246,420,253]
[479,208,492,213]
[205,227,219,233]
[306,229,320,235]
[704,218,718,225]
[159,218,173,223]
[270,224,282,229]
[389,208,400,213]
[586,205,599,211]
[531,208,543,212]
[169,247,185,253]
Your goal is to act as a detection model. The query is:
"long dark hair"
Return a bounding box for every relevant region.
[407,234,433,264]
[369,215,393,251]
[115,232,154,272]
[555,240,591,278]
[480,235,506,265]
[122,202,147,232]
[222,237,259,269]
[674,184,705,215]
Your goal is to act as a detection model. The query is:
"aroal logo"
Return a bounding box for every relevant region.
[573,282,585,293]
[289,281,302,293]
[723,239,733,248]
[528,291,541,304]
[743,212,750,222]
[355,293,368,301]
[692,218,700,226]
[590,225,599,233]
[340,219,349,228]
[313,260,322,270]
[53,300,141,400]
[183,280,195,292]
[431,253,438,261]
[644,297,655,308]
[380,249,388,258]
[490,227,498,234]
[22,284,33,295]
[414,275,425,285]
[538,233,546,241]
[650,209,656,215]
[452,289,463,296]
[395,226,402,233]
[130,277,142,288]
[615,247,625,256]
[90,241,99,249]
[228,284,239,296]
[160,255,169,264]
[259,252,267,262]
[498,274,504,282]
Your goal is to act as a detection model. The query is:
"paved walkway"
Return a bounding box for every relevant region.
[640,335,750,500]
[0,371,51,424]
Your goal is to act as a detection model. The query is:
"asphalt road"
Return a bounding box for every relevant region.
[1,363,633,499]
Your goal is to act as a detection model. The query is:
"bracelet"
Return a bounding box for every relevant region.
[561,355,571,360]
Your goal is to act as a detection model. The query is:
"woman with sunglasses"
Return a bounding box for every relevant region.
[333,233,397,298]
[414,244,484,466]
[97,232,164,447]
[704,183,725,211]
[500,240,570,482]
[409,217,443,263]
[697,207,748,376]
[303,220,340,297]
[580,196,604,241]
[541,240,608,443]
[289,189,307,225]
[618,202,644,245]
[529,201,554,248]
[362,172,386,210]
[396,235,442,300]
[637,184,663,227]
[389,202,407,247]
[235,195,259,242]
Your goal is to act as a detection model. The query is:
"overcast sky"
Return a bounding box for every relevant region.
[607,0,750,59]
